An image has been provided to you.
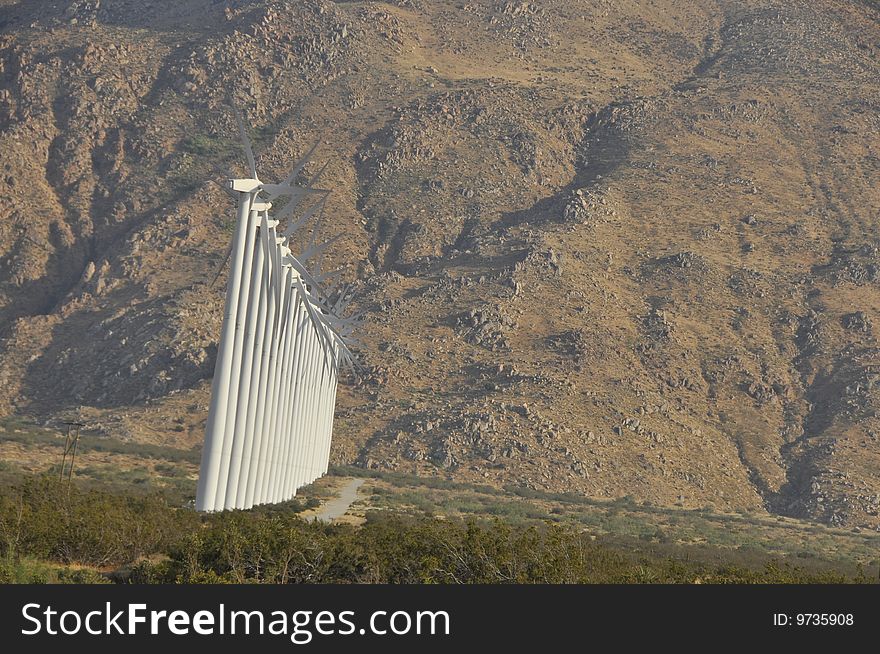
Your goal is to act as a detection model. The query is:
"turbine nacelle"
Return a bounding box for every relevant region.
[228,178,262,193]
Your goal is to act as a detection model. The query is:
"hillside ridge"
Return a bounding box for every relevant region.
[0,0,878,527]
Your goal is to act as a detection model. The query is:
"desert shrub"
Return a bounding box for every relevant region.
[55,567,112,584]
[0,475,873,585]
[0,476,197,567]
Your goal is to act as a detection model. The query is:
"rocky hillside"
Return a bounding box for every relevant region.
[0,0,878,527]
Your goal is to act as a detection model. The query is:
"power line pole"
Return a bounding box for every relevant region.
[59,421,85,486]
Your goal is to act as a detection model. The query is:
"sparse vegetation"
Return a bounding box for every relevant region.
[0,474,875,584]
[0,420,200,464]
[328,467,880,576]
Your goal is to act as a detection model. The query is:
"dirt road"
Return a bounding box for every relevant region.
[311,478,365,523]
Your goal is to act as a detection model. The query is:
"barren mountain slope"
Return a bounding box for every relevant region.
[0,0,878,527]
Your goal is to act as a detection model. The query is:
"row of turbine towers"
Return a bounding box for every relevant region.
[195,116,357,512]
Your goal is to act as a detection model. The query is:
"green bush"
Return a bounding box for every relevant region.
[0,474,874,585]
[0,476,198,567]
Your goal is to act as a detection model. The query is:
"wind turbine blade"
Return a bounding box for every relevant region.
[306,211,325,254]
[298,234,342,264]
[341,335,362,349]
[332,288,355,315]
[259,213,273,265]
[317,283,351,317]
[307,296,353,366]
[283,255,329,304]
[283,141,320,187]
[302,300,357,375]
[260,184,330,202]
[274,266,294,339]
[300,284,341,355]
[210,241,235,287]
[312,268,343,286]
[308,244,336,286]
[259,214,278,321]
[282,196,327,239]
[330,336,357,376]
[304,161,330,188]
[273,188,329,227]
[270,226,284,309]
[295,278,336,369]
[234,107,258,179]
[317,280,342,306]
[259,211,268,237]
[328,314,364,331]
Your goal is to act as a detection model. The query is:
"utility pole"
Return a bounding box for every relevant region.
[59,421,85,485]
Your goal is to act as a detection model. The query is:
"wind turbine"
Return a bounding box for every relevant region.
[195,113,358,512]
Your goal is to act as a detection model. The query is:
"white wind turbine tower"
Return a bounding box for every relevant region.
[195,115,357,512]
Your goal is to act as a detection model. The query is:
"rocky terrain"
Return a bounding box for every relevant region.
[0,0,878,527]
